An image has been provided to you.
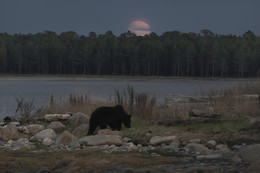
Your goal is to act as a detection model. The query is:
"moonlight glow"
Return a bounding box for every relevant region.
[129,20,151,36]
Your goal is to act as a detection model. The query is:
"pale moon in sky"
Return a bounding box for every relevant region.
[129,20,151,36]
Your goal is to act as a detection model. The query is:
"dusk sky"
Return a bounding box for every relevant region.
[1,0,260,36]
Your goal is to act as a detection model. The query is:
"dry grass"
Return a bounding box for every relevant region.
[207,82,260,118]
[14,82,260,122]
[46,93,114,116]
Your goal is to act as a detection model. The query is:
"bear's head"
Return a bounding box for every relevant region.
[115,105,131,128]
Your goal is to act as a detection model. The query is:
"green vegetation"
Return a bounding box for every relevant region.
[0,30,260,77]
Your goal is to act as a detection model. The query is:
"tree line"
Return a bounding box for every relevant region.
[0,30,260,77]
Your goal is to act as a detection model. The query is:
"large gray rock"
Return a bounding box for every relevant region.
[248,160,260,173]
[55,131,77,146]
[79,134,122,146]
[0,123,21,140]
[47,121,66,133]
[239,144,260,173]
[184,143,211,155]
[150,136,178,146]
[26,124,45,134]
[67,112,89,126]
[31,129,57,141]
[72,124,89,137]
[239,144,260,163]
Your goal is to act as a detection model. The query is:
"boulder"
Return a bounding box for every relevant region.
[72,124,89,137]
[248,160,260,172]
[47,121,66,133]
[214,144,234,157]
[31,129,57,141]
[44,114,71,121]
[150,136,178,146]
[184,143,211,155]
[98,129,123,136]
[0,123,20,140]
[239,144,260,163]
[43,137,54,146]
[79,134,122,146]
[55,131,77,146]
[26,124,45,134]
[67,112,89,126]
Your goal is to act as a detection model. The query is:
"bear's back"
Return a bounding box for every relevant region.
[91,105,123,120]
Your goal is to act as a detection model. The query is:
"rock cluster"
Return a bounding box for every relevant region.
[0,112,259,172]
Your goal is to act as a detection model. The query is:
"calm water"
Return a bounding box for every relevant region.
[0,77,248,118]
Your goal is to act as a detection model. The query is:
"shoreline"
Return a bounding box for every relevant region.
[0,74,259,81]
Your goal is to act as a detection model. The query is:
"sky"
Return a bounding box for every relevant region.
[1,0,260,36]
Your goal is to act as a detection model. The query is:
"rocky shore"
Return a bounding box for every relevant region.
[0,112,260,172]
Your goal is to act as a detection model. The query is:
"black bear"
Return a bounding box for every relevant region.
[87,105,131,135]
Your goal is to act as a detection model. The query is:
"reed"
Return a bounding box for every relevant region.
[14,82,260,123]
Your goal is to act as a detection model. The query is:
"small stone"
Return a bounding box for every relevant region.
[216,144,227,150]
[128,144,138,152]
[184,143,211,155]
[123,137,131,143]
[196,154,222,160]
[249,117,260,125]
[137,144,143,148]
[7,140,14,144]
[207,140,216,146]
[150,136,178,146]
[168,142,179,152]
[189,139,201,143]
[206,140,217,149]
[68,140,81,149]
[231,156,242,163]
[145,132,151,137]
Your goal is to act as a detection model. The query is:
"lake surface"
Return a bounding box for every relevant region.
[0,77,252,118]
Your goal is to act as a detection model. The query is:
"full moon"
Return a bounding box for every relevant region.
[128,20,151,36]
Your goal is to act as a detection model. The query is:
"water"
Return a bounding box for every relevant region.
[0,77,247,118]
